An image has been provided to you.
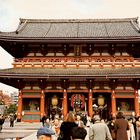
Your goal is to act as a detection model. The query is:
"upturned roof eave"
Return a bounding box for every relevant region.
[0,73,140,79]
[0,36,140,43]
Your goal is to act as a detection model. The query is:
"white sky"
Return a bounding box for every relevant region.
[0,0,140,92]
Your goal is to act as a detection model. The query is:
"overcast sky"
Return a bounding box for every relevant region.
[0,0,140,92]
[0,0,140,31]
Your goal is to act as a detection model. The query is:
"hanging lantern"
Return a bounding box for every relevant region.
[51,95,58,108]
[97,95,105,108]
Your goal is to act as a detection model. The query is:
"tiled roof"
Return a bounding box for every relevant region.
[0,18,140,39]
[0,67,140,78]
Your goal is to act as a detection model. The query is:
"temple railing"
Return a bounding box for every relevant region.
[13,56,140,68]
[14,56,134,63]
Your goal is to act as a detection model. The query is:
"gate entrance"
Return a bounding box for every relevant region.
[93,93,111,120]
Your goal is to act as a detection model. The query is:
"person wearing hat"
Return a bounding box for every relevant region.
[37,127,55,140]
[89,115,112,140]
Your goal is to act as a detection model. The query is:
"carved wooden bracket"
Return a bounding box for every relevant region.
[38,79,47,90]
[109,79,117,90]
[132,79,140,89]
[61,79,69,89]
[62,44,70,56]
[41,44,48,56]
[108,44,116,56]
[87,44,94,56]
[86,79,94,89]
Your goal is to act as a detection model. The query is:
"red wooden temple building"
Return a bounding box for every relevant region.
[0,18,140,122]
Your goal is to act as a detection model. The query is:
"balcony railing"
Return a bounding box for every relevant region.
[13,56,140,68]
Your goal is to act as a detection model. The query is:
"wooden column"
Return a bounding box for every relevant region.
[17,90,22,121]
[63,89,68,119]
[111,90,116,117]
[88,89,93,118]
[135,90,139,116]
[40,90,45,118]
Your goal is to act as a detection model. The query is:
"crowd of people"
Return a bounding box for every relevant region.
[1,111,140,140]
[39,112,87,140]
[0,113,16,132]
[38,111,140,140]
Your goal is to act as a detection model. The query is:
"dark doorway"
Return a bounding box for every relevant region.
[93,93,111,120]
[45,93,63,119]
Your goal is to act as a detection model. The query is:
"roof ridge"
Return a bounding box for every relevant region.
[19,17,138,23]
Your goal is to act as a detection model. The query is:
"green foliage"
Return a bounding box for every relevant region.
[7,104,17,114]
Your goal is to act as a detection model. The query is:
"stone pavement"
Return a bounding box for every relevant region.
[21,132,37,140]
[0,121,42,140]
[21,126,89,140]
[0,121,89,140]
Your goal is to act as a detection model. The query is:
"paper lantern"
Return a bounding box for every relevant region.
[97,95,105,108]
[51,95,58,108]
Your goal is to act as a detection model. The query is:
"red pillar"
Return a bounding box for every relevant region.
[40,90,45,118]
[17,90,22,121]
[63,89,68,119]
[111,90,116,117]
[135,90,139,117]
[88,89,93,118]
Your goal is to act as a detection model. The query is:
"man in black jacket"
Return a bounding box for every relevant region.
[71,127,87,140]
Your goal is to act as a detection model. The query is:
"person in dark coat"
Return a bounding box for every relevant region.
[71,126,87,140]
[108,117,116,140]
[0,114,5,132]
[114,111,129,140]
[9,114,15,127]
[81,113,87,126]
[41,115,47,126]
[58,112,78,140]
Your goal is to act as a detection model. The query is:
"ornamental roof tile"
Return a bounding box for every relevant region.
[0,18,140,39]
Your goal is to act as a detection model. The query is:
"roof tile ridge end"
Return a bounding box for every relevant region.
[16,19,27,34]
[130,18,140,33]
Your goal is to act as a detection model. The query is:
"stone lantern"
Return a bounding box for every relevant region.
[51,95,58,108]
